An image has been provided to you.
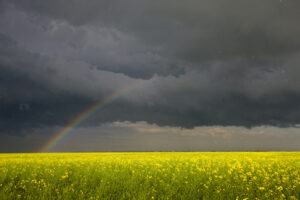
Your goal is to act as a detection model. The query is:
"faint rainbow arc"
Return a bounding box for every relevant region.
[39,81,144,152]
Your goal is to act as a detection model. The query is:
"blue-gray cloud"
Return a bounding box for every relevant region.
[0,0,300,139]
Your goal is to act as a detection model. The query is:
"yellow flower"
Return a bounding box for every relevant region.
[277,186,283,191]
[258,187,265,190]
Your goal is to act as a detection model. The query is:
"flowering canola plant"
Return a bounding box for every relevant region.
[0,152,299,199]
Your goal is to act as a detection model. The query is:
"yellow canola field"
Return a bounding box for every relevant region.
[0,152,299,200]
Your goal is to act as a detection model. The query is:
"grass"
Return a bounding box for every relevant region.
[0,152,299,200]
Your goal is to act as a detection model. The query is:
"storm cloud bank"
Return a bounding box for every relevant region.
[1,0,300,136]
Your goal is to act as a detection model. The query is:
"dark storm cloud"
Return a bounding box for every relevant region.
[0,62,91,134]
[0,33,98,133]
[8,0,300,61]
[1,122,300,152]
[0,0,300,137]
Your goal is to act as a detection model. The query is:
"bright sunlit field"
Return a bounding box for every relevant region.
[0,152,299,200]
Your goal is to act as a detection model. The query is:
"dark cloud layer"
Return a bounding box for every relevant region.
[9,0,300,61]
[1,0,300,141]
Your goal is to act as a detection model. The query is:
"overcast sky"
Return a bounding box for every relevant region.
[0,0,300,152]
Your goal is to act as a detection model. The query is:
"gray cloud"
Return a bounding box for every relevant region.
[1,122,300,152]
[7,0,300,61]
[0,0,300,144]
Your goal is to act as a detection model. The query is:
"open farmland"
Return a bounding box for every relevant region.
[0,152,299,200]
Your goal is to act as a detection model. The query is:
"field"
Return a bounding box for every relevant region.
[0,152,299,200]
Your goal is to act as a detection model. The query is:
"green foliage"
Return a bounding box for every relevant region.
[0,152,299,200]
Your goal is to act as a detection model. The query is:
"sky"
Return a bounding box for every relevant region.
[0,0,300,152]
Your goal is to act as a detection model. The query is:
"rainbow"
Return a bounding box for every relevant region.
[39,80,144,152]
